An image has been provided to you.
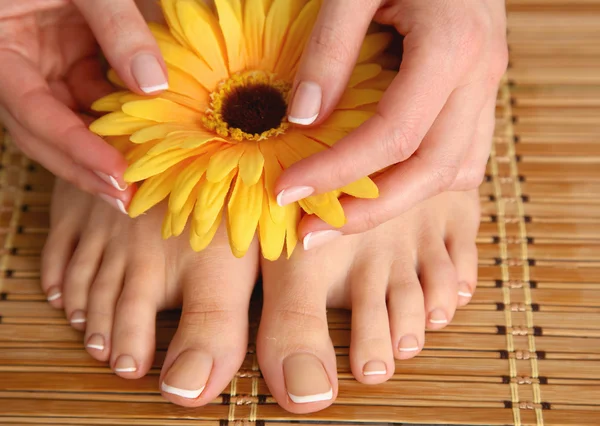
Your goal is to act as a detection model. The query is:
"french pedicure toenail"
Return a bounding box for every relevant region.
[161,350,210,399]
[363,360,387,376]
[94,171,128,191]
[429,309,448,325]
[398,335,419,353]
[70,310,86,324]
[288,81,322,125]
[86,334,105,351]
[98,194,128,215]
[303,230,343,251]
[458,281,473,298]
[283,353,332,404]
[276,186,314,207]
[46,287,62,302]
[114,355,137,373]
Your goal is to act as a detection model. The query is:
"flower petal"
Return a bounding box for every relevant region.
[259,193,286,261]
[194,169,237,235]
[148,22,178,44]
[165,66,210,103]
[171,182,199,236]
[357,32,393,64]
[160,0,191,48]
[90,112,156,136]
[91,91,129,112]
[336,89,383,109]
[243,0,267,68]
[160,91,207,112]
[300,192,346,228]
[355,69,396,91]
[128,163,183,217]
[322,110,373,130]
[348,64,382,87]
[227,174,263,257]
[285,203,300,259]
[341,176,379,199]
[190,208,223,252]
[125,147,205,182]
[130,123,200,144]
[122,98,200,124]
[301,127,346,147]
[239,143,265,186]
[169,154,211,213]
[259,141,285,224]
[262,0,305,71]
[206,145,244,182]
[215,0,247,73]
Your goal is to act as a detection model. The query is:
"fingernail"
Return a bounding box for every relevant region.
[70,310,86,324]
[288,81,321,125]
[429,309,448,325]
[114,355,137,373]
[303,230,342,251]
[98,194,128,215]
[398,335,419,353]
[458,281,473,298]
[283,353,332,404]
[131,53,169,94]
[276,186,314,207]
[46,287,62,302]
[86,334,105,351]
[94,171,128,191]
[161,350,211,399]
[363,360,387,376]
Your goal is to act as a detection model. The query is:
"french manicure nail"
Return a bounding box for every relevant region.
[363,360,387,376]
[86,334,105,351]
[94,171,128,191]
[303,230,342,251]
[429,309,448,325]
[46,287,62,302]
[98,194,128,215]
[283,353,332,404]
[288,81,322,125]
[114,355,137,373]
[161,350,211,399]
[131,53,169,94]
[276,186,314,206]
[70,310,86,324]
[398,335,419,353]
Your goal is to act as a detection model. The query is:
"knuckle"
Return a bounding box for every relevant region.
[179,307,237,331]
[273,305,327,331]
[430,163,460,193]
[381,121,420,163]
[460,164,487,190]
[309,24,352,66]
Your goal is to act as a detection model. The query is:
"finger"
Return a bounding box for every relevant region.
[0,50,129,189]
[298,85,485,238]
[287,0,380,126]
[449,96,496,191]
[67,57,117,112]
[72,0,168,95]
[0,0,68,19]
[276,31,463,204]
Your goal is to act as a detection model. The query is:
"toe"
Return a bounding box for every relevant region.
[448,242,478,307]
[159,246,257,407]
[349,266,394,383]
[388,260,426,360]
[40,228,77,310]
[110,261,162,378]
[418,241,459,330]
[258,256,338,414]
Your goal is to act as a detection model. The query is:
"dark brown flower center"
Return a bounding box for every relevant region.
[221,84,287,135]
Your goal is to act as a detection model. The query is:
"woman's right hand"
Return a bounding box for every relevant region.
[0,0,168,209]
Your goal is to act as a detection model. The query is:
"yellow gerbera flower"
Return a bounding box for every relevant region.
[90,0,395,260]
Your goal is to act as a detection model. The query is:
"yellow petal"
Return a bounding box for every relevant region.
[171,182,199,237]
[125,147,204,182]
[105,135,134,153]
[341,176,379,199]
[215,0,247,73]
[122,98,199,124]
[91,91,129,112]
[160,0,191,48]
[259,141,285,224]
[190,208,223,252]
[124,140,161,163]
[148,22,178,44]
[322,110,373,130]
[162,212,173,239]
[243,0,267,68]
[146,133,191,155]
[227,174,263,257]
[357,33,393,64]
[348,64,382,87]
[176,0,228,77]
[258,193,286,261]
[165,66,210,103]
[147,130,220,155]
[206,145,244,182]
[262,0,305,71]
[239,143,265,186]
[274,0,320,79]
[194,169,237,235]
[301,127,346,147]
[283,132,327,159]
[356,69,396,91]
[90,112,155,136]
[128,164,182,217]
[107,69,126,88]
[337,89,383,109]
[130,123,199,144]
[169,154,211,213]
[229,0,243,21]
[285,203,300,258]
[301,192,346,228]
[160,91,207,112]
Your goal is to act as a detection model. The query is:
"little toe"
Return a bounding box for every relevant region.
[388,261,426,360]
[40,228,77,310]
[349,266,394,383]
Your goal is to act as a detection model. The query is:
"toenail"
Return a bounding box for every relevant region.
[46,287,62,302]
[70,310,87,324]
[458,281,473,298]
[86,334,105,351]
[161,350,211,399]
[283,353,332,404]
[363,360,387,376]
[429,309,448,325]
[398,335,420,353]
[303,230,342,251]
[114,355,137,373]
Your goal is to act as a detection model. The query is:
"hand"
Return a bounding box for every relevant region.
[0,0,168,206]
[276,0,508,246]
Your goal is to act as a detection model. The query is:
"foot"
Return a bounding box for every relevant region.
[257,190,480,414]
[41,179,259,406]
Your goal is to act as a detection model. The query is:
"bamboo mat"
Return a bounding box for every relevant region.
[1,1,600,425]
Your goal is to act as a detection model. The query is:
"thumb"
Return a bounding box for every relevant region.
[73,0,168,95]
[287,0,380,126]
